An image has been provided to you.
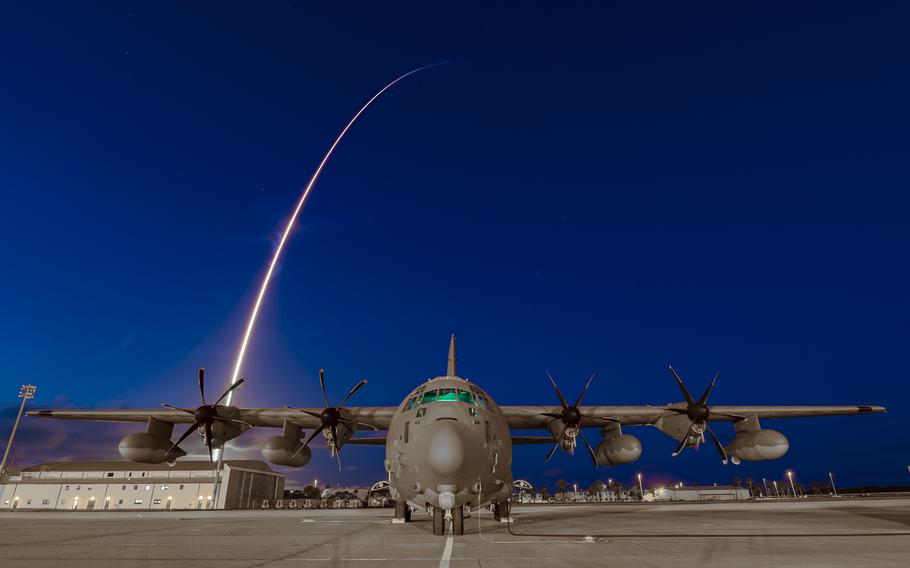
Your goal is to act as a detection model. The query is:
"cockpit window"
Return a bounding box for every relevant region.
[457,389,475,404]
[419,390,438,405]
[406,397,418,411]
[476,396,489,409]
[437,388,458,402]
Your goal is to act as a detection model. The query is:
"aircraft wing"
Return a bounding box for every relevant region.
[28,406,399,430]
[502,404,885,429]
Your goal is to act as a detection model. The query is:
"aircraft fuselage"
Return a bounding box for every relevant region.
[385,375,513,512]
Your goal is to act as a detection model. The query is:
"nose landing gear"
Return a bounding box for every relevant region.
[431,505,466,536]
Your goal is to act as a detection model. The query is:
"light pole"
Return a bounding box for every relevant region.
[787,470,796,497]
[637,473,643,499]
[773,480,779,498]
[1,384,37,476]
[829,472,837,496]
[573,483,578,502]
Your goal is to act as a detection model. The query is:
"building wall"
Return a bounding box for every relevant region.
[2,462,281,511]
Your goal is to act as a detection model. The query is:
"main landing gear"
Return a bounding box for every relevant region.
[394,500,411,522]
[493,501,510,523]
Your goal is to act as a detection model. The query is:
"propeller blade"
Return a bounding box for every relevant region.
[290,426,324,460]
[705,424,729,464]
[672,422,697,457]
[161,404,194,415]
[198,368,206,406]
[204,422,214,463]
[330,425,342,471]
[545,423,568,461]
[574,372,597,407]
[546,370,569,409]
[290,409,323,420]
[319,368,329,408]
[668,365,695,406]
[213,377,247,407]
[337,379,368,409]
[168,422,199,455]
[697,371,720,406]
[578,429,599,468]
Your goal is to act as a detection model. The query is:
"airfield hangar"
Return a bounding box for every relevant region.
[0,460,284,511]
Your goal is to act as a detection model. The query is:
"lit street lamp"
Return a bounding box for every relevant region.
[573,483,578,502]
[787,470,797,497]
[1,384,37,476]
[637,473,643,498]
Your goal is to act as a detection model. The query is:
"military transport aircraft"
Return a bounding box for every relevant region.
[28,336,885,536]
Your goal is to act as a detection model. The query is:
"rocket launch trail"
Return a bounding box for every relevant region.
[224,62,460,408]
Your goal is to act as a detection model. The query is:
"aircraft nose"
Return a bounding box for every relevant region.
[426,420,465,476]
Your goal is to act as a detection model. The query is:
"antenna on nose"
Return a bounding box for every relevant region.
[447,334,457,377]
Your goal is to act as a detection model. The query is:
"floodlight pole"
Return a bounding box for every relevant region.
[829,472,838,496]
[1,384,37,476]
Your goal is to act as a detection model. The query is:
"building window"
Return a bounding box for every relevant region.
[87,485,92,490]
[145,485,151,491]
[64,486,70,491]
[153,499,161,505]
[118,499,123,505]
[162,485,168,490]
[122,485,126,490]
[179,485,184,490]
[107,473,114,477]
[26,499,32,505]
[133,499,143,505]
[133,485,138,490]
[41,499,50,505]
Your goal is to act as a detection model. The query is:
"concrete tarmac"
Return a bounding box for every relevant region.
[0,498,909,567]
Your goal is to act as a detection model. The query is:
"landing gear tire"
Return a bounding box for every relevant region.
[493,501,510,522]
[452,505,464,536]
[395,500,410,522]
[432,506,446,536]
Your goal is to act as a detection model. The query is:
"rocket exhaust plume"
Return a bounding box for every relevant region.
[224,62,459,408]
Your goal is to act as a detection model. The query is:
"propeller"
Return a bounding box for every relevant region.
[665,365,741,464]
[288,368,368,471]
[162,368,249,463]
[540,370,599,467]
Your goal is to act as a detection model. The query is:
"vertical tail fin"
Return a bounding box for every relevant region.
[447,335,457,377]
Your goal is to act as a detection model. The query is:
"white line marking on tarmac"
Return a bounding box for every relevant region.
[438,535,453,568]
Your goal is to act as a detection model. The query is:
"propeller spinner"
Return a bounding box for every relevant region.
[540,370,600,467]
[666,365,741,464]
[288,369,367,471]
[162,368,248,462]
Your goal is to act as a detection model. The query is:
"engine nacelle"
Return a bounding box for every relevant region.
[119,432,185,464]
[262,436,312,467]
[725,429,789,462]
[595,434,642,466]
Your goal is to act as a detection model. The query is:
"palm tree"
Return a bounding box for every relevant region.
[555,479,568,501]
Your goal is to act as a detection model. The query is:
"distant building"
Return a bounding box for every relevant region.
[650,485,751,502]
[0,460,283,511]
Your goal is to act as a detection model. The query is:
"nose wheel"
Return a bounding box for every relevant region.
[432,506,446,535]
[452,505,464,535]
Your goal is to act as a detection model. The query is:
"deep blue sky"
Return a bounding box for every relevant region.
[1,2,907,490]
